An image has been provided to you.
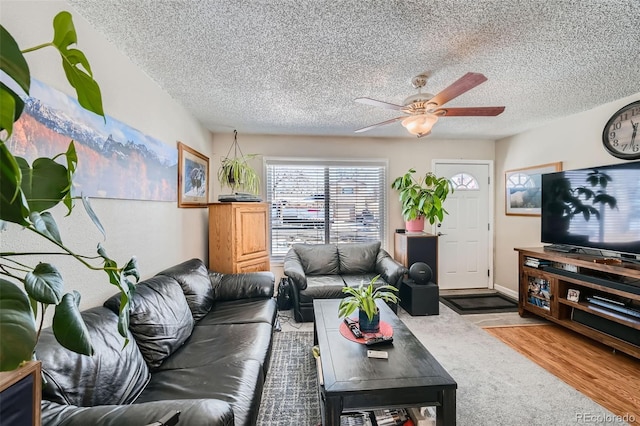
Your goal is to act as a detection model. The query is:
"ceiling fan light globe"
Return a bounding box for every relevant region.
[402,114,439,136]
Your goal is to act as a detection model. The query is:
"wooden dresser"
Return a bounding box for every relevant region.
[208,202,270,273]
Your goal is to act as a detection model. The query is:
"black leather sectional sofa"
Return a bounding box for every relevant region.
[36,258,277,426]
[284,242,407,322]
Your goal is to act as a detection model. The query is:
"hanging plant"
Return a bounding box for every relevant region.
[217,130,260,194]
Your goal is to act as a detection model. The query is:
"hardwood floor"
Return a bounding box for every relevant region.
[485,324,640,425]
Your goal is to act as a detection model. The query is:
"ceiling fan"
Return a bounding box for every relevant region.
[354,72,505,137]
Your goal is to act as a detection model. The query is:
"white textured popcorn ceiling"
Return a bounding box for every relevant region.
[68,0,640,139]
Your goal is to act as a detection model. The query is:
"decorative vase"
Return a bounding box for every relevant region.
[359,309,380,333]
[405,216,425,232]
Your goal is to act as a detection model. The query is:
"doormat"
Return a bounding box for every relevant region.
[440,293,518,315]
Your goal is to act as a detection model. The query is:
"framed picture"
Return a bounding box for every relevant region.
[505,162,562,216]
[177,142,209,208]
[567,289,580,302]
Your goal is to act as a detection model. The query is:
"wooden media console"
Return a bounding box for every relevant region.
[515,247,640,360]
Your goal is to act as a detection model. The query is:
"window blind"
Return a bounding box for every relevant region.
[265,158,387,259]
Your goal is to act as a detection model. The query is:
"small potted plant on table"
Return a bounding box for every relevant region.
[338,276,399,333]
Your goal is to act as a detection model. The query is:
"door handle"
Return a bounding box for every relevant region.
[437,232,447,236]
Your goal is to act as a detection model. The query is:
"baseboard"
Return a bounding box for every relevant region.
[495,284,518,300]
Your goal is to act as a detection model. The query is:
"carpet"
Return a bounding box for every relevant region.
[258,306,621,425]
[439,292,518,315]
[257,331,320,425]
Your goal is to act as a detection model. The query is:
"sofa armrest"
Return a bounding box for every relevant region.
[283,249,308,290]
[41,398,234,426]
[214,271,275,301]
[375,250,408,287]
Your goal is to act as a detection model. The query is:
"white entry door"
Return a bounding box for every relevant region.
[433,161,493,289]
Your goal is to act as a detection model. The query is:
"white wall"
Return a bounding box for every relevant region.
[494,92,640,295]
[1,1,213,324]
[210,133,495,279]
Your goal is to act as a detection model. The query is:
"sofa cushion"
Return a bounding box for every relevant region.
[156,258,214,321]
[299,276,346,303]
[293,243,339,275]
[199,299,277,326]
[338,241,381,274]
[157,322,273,374]
[137,360,264,426]
[36,307,150,407]
[104,276,194,369]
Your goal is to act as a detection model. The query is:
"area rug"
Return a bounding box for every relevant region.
[258,307,621,425]
[257,331,320,425]
[439,292,518,315]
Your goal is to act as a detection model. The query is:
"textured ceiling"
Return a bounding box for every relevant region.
[68,0,640,140]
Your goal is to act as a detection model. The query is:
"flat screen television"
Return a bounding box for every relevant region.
[541,161,640,256]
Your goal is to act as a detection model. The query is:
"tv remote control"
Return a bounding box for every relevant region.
[343,317,363,338]
[367,350,388,359]
[365,336,393,346]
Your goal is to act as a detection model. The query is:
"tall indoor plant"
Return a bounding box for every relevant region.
[0,12,138,371]
[391,168,454,232]
[338,275,399,333]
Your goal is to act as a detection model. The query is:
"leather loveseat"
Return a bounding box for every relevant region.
[283,242,407,322]
[36,258,277,426]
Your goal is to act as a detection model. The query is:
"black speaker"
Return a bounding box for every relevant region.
[572,309,640,346]
[409,262,433,285]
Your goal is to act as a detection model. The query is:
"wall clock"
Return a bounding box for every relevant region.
[602,100,640,160]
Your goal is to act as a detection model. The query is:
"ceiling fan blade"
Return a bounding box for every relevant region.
[428,72,488,107]
[354,116,405,133]
[435,106,505,116]
[355,97,405,111]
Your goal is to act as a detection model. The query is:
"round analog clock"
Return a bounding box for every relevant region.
[602,100,640,160]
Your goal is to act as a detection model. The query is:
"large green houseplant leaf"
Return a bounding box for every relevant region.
[0,13,138,371]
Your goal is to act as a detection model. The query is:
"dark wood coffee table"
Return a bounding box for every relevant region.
[313,299,457,426]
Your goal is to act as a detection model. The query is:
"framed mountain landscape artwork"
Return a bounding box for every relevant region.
[10,79,177,201]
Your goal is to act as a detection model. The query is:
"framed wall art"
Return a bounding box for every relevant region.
[13,79,177,201]
[178,142,209,207]
[505,162,562,216]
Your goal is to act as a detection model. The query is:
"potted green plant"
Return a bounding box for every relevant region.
[217,130,260,196]
[391,168,454,232]
[0,13,138,372]
[338,275,399,333]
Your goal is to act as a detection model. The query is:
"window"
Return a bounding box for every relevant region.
[265,158,387,259]
[450,172,480,190]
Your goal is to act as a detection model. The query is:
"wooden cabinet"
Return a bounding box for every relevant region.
[516,247,640,359]
[394,232,438,283]
[208,202,270,273]
[0,361,41,426]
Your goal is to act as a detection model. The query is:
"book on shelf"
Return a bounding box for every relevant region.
[373,408,410,426]
[524,257,552,268]
[527,276,551,309]
[340,412,373,426]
